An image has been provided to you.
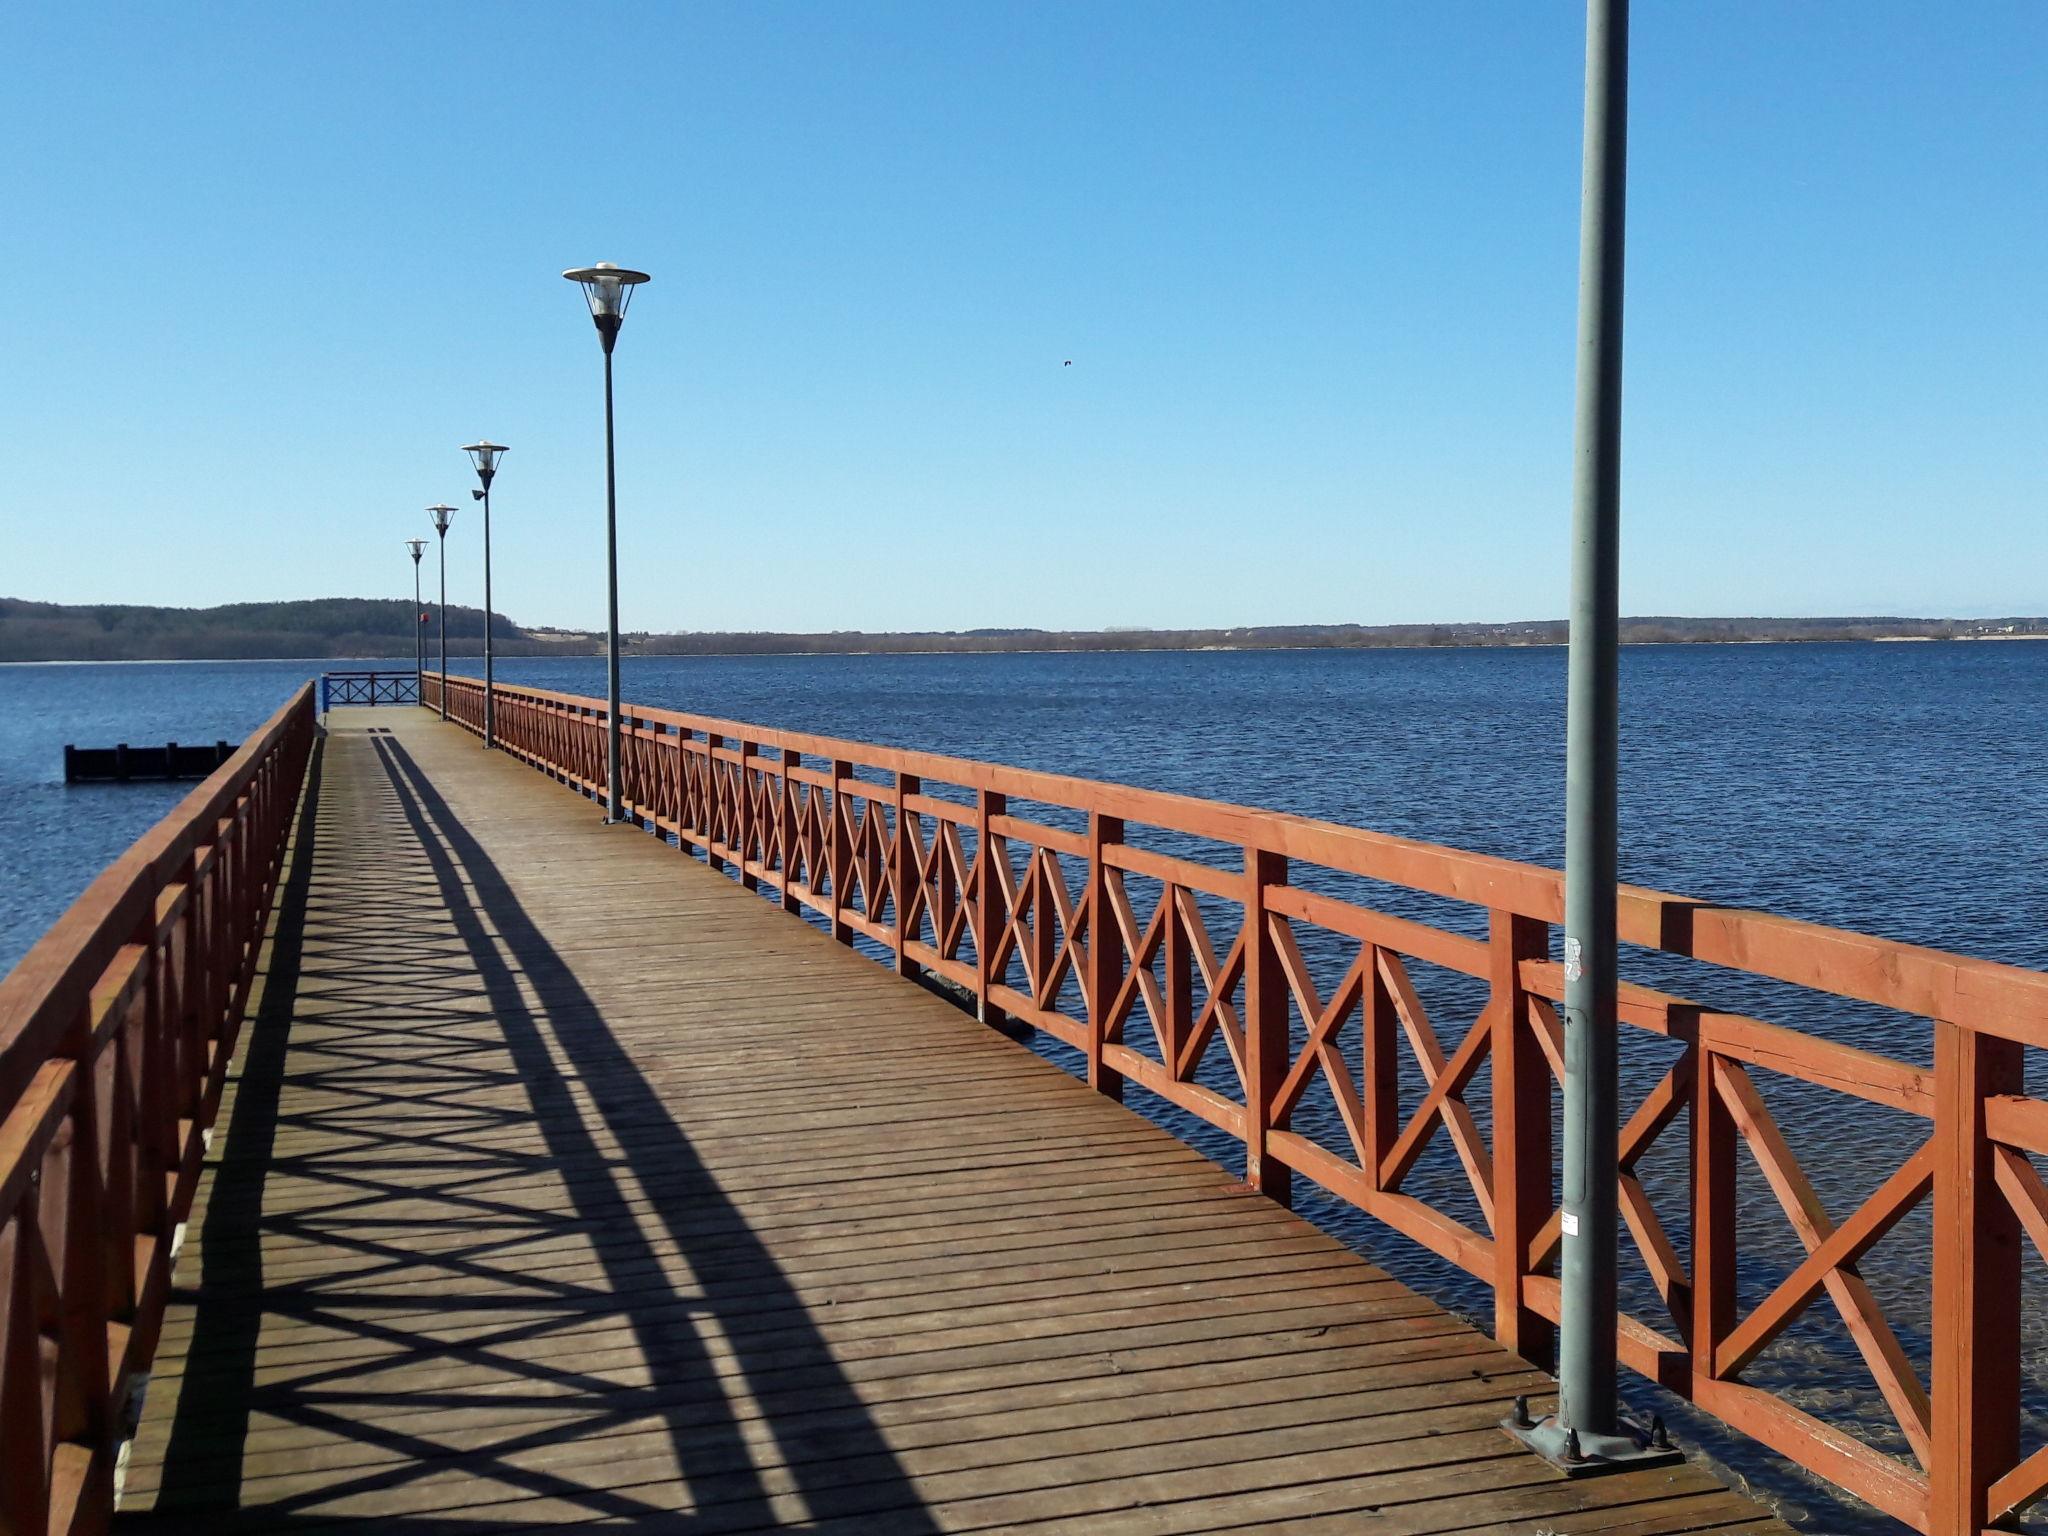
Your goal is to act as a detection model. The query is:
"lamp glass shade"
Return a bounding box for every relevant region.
[463,441,508,479]
[405,538,426,562]
[428,505,456,534]
[563,262,650,326]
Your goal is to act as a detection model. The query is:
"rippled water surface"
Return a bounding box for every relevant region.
[3,642,2044,1533]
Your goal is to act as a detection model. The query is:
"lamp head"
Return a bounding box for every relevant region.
[563,262,650,353]
[462,440,508,488]
[405,538,426,564]
[428,504,456,535]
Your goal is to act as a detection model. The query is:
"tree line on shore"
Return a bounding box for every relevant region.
[0,597,575,662]
[0,596,2039,663]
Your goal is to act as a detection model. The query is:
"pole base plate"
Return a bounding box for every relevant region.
[1501,1411,1683,1478]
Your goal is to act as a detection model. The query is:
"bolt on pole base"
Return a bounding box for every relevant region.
[1502,1399,1681,1478]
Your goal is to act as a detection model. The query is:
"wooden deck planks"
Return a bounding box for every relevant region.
[114,707,1787,1534]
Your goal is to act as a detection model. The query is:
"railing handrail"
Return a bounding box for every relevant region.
[0,680,316,1533]
[422,670,2048,1045]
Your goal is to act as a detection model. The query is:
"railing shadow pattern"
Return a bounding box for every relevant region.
[119,726,941,1530]
[425,669,2048,1536]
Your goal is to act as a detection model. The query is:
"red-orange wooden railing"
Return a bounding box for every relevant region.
[0,684,316,1535]
[426,671,2048,1534]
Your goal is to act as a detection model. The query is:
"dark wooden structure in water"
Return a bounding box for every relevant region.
[64,741,236,784]
[4,675,2045,1534]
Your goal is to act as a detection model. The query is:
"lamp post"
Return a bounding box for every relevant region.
[405,538,426,700]
[428,505,456,721]
[462,441,509,750]
[562,261,651,825]
[1504,0,1669,1477]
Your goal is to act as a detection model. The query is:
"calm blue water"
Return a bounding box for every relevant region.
[0,660,335,969]
[3,642,2043,1532]
[9,644,2043,973]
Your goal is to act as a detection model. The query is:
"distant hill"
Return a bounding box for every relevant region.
[0,597,585,662]
[0,598,2041,663]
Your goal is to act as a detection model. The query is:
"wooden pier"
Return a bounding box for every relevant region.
[4,678,2044,1534]
[104,708,1766,1532]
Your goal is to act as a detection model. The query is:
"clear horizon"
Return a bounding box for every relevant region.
[3,2,2043,630]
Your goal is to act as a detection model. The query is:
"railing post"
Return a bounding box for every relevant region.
[974,789,1006,1026]
[1085,813,1124,1101]
[174,844,208,1118]
[1362,942,1397,1190]
[935,812,959,967]
[1243,845,1291,1207]
[778,749,802,915]
[704,734,725,875]
[1026,854,1054,1007]
[669,728,690,835]
[103,992,140,1326]
[136,908,175,1251]
[1163,880,1191,1070]
[624,707,646,826]
[737,742,759,892]
[1930,1020,2024,1535]
[893,773,921,977]
[829,759,854,946]
[1692,1047,1736,1413]
[1491,910,1555,1369]
[667,729,684,847]
[230,796,252,995]
[53,1005,113,1480]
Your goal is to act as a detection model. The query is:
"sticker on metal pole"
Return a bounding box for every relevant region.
[1563,935,1584,982]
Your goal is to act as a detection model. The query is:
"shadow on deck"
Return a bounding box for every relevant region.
[125,730,938,1531]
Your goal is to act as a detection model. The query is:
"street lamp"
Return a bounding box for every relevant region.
[428,505,456,721]
[462,441,509,750]
[404,538,427,700]
[562,261,651,825]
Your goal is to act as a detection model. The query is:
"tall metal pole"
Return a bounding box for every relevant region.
[483,482,496,750]
[602,346,624,824]
[1559,0,1628,1443]
[437,528,449,722]
[413,560,423,698]
[564,263,645,823]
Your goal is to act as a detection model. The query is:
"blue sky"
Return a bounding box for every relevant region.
[1,2,2041,632]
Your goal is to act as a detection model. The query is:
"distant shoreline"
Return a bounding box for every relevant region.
[6,632,2048,666]
[1872,633,2048,642]
[4,596,2043,663]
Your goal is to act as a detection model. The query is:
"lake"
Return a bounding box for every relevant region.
[8,644,2044,978]
[2,641,2043,1532]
